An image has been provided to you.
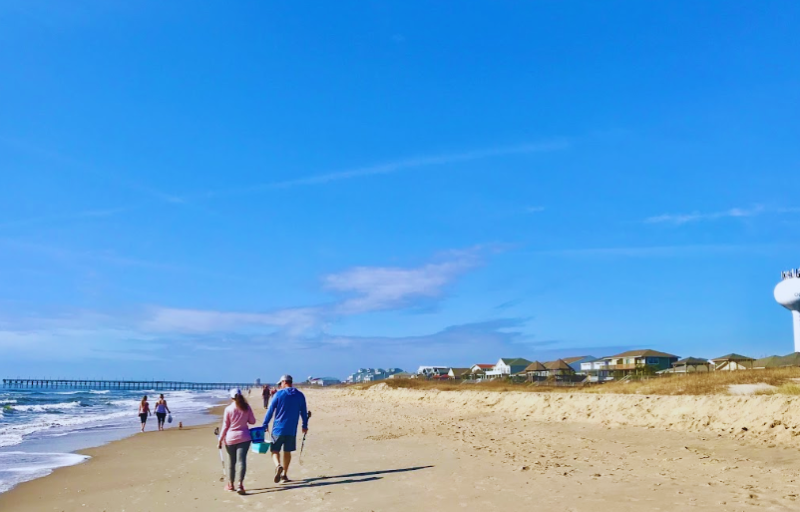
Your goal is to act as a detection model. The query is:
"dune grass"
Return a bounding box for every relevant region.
[354,368,800,395]
[755,382,800,396]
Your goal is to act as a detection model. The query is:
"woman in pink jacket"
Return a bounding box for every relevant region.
[218,388,256,494]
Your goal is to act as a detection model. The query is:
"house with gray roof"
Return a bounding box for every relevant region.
[710,353,754,371]
[603,349,679,375]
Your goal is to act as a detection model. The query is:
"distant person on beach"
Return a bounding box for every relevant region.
[154,394,171,431]
[218,388,256,495]
[262,375,308,484]
[138,395,151,432]
[261,384,272,409]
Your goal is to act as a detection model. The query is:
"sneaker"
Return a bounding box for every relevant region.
[280,475,292,484]
[225,483,234,491]
[237,484,246,495]
[273,465,284,483]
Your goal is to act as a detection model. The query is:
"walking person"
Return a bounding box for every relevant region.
[218,388,256,494]
[154,394,171,431]
[261,384,270,409]
[138,395,151,432]
[262,375,308,484]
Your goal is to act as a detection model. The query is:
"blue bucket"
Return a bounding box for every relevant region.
[249,427,266,443]
[251,442,271,454]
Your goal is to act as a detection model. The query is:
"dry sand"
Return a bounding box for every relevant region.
[3,386,800,511]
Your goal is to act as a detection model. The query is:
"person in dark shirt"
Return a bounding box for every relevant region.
[261,384,270,409]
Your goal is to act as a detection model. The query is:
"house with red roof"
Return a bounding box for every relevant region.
[467,363,493,381]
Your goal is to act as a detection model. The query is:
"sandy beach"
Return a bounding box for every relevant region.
[3,386,800,511]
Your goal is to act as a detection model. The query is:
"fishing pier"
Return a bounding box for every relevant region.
[1,378,254,391]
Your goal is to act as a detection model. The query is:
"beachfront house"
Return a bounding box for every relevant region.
[484,358,533,380]
[562,356,597,373]
[387,372,414,379]
[710,353,755,371]
[525,361,548,382]
[447,368,471,380]
[346,367,405,383]
[308,376,342,386]
[417,366,449,378]
[603,350,679,376]
[670,357,712,373]
[467,364,493,380]
[471,363,494,373]
[581,359,611,382]
[545,359,577,379]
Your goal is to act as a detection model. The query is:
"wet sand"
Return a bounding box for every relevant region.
[3,388,800,511]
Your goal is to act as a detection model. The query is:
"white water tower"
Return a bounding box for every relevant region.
[775,269,800,352]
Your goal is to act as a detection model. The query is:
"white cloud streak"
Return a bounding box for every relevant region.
[141,248,483,335]
[0,136,188,205]
[0,238,241,280]
[0,207,133,230]
[644,205,765,225]
[200,140,569,198]
[325,256,477,315]
[532,243,788,258]
[141,306,325,337]
[0,247,488,364]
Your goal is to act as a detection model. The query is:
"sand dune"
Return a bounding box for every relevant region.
[344,383,800,446]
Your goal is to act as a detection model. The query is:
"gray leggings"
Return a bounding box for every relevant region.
[225,441,251,483]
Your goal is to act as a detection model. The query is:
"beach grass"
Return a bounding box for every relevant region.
[354,367,800,395]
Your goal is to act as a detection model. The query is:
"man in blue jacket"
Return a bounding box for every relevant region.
[262,374,308,483]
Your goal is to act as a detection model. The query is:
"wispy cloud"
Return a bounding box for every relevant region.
[199,140,569,198]
[0,238,240,280]
[0,325,162,362]
[141,306,326,337]
[325,250,480,315]
[140,247,486,337]
[0,247,498,371]
[532,243,788,258]
[495,298,524,311]
[644,205,765,225]
[311,318,530,349]
[0,136,187,205]
[0,207,133,230]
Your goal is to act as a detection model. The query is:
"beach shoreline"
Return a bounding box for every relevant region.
[4,388,800,511]
[0,390,231,500]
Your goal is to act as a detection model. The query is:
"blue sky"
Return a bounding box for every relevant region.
[1,1,799,382]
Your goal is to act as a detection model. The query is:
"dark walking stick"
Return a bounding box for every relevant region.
[299,410,311,465]
[299,432,307,465]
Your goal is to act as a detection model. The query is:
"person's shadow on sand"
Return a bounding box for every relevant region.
[246,466,433,495]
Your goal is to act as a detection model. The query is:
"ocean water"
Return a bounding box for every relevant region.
[0,387,227,493]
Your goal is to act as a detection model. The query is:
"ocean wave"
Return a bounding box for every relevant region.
[0,410,133,448]
[10,402,82,413]
[0,389,227,451]
[0,432,23,449]
[109,400,137,407]
[88,390,110,394]
[0,452,89,493]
